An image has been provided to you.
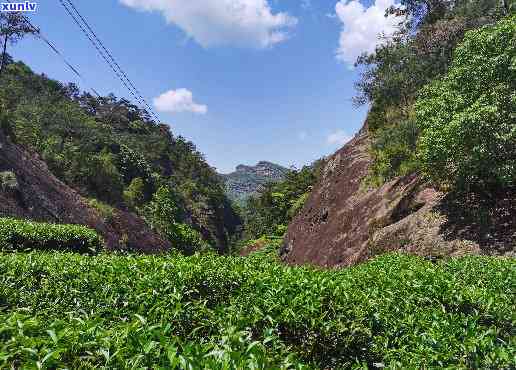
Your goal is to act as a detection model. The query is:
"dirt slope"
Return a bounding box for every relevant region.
[282,124,515,268]
[0,130,170,252]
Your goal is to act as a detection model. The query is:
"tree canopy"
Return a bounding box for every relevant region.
[416,16,516,193]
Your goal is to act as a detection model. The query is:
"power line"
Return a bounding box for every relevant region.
[58,0,145,114]
[59,0,163,124]
[3,0,100,96]
[63,0,160,124]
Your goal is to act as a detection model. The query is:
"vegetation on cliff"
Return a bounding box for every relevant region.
[0,59,240,252]
[416,16,515,193]
[356,1,514,195]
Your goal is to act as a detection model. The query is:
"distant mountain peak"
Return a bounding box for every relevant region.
[221,161,290,202]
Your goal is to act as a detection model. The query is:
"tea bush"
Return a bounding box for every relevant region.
[0,218,103,254]
[0,250,513,369]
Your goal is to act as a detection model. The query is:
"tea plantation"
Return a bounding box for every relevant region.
[0,246,514,369]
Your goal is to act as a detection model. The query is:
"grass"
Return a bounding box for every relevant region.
[0,246,514,369]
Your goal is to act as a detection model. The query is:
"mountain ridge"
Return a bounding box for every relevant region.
[220,161,290,202]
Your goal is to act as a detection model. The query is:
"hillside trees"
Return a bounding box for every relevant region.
[354,0,510,191]
[416,16,515,193]
[0,12,38,77]
[0,58,240,252]
[145,185,208,254]
[242,161,323,240]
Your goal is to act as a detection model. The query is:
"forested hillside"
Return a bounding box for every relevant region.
[0,57,240,253]
[239,160,323,241]
[355,0,513,192]
[221,161,290,202]
[282,3,515,266]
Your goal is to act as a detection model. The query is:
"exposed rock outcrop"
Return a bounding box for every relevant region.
[0,130,170,253]
[282,124,515,268]
[221,161,290,201]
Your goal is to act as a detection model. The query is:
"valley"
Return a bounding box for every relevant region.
[0,2,514,368]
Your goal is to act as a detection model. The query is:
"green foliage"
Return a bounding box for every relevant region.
[368,118,420,184]
[356,0,503,111]
[0,58,240,251]
[0,12,38,78]
[123,177,145,209]
[242,162,322,240]
[168,222,209,256]
[416,16,516,193]
[0,12,38,46]
[85,151,125,204]
[0,218,103,254]
[0,251,513,368]
[146,186,207,254]
[287,192,310,219]
[87,198,115,223]
[0,98,14,136]
[117,144,152,185]
[354,0,506,187]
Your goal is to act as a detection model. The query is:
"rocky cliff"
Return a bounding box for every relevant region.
[0,130,170,253]
[221,161,290,201]
[282,124,515,268]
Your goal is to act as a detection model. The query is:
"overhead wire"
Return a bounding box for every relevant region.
[63,0,161,124]
[58,0,162,124]
[3,0,100,97]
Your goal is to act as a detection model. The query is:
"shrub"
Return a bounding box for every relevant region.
[123,177,145,209]
[369,118,420,184]
[168,222,209,255]
[0,100,14,137]
[287,192,310,219]
[0,218,103,253]
[0,251,513,368]
[145,186,207,254]
[87,198,115,223]
[416,16,516,193]
[83,151,125,204]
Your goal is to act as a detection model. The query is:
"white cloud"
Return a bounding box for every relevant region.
[327,129,352,146]
[335,0,400,66]
[119,0,297,48]
[154,89,207,114]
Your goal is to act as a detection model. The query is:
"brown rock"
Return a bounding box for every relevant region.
[0,130,170,253]
[282,124,515,268]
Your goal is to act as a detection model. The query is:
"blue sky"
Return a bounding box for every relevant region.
[10,0,399,173]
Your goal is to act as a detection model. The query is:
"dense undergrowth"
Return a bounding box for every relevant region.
[0,218,102,254]
[357,3,514,194]
[240,161,323,241]
[0,246,514,369]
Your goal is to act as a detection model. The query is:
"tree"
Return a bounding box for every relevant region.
[123,177,145,209]
[146,185,207,254]
[0,12,38,78]
[415,16,515,193]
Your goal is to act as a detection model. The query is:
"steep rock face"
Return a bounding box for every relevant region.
[0,131,170,253]
[221,161,290,201]
[282,124,515,268]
